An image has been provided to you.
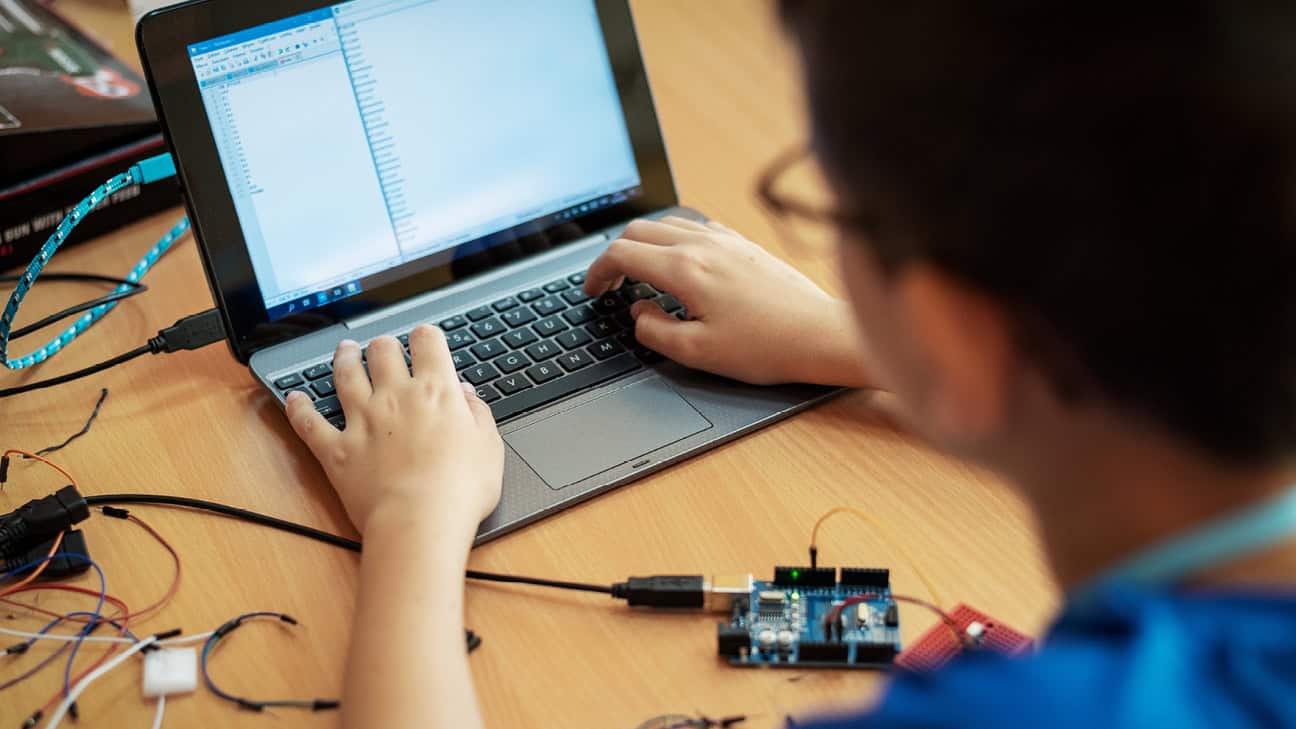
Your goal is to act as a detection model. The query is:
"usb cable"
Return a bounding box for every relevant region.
[0,309,225,399]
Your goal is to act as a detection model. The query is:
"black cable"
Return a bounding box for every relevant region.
[31,388,108,457]
[0,273,148,341]
[85,493,362,549]
[83,493,616,595]
[0,309,225,399]
[0,345,152,399]
[464,569,614,595]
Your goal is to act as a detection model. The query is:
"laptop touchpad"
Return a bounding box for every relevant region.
[505,378,713,490]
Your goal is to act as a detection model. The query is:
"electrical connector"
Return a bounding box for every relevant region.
[148,309,225,353]
[129,153,178,185]
[610,574,753,612]
[2,530,91,578]
[0,486,89,558]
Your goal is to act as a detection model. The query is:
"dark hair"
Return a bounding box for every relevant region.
[778,1,1296,463]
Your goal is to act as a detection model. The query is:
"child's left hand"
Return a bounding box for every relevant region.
[285,325,504,539]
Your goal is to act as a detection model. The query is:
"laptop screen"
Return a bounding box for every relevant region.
[186,0,642,321]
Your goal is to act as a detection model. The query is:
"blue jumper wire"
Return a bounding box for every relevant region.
[0,154,188,370]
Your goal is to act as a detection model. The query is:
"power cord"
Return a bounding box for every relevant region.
[0,309,225,399]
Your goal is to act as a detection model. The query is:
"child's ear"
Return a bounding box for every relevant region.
[894,264,1019,454]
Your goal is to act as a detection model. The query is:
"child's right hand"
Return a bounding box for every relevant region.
[583,217,873,387]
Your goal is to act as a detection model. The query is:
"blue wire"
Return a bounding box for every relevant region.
[0,612,138,693]
[0,155,188,370]
[0,552,110,702]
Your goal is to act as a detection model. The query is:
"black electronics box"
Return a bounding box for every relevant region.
[0,0,179,272]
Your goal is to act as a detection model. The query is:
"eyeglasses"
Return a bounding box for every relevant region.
[755,145,877,257]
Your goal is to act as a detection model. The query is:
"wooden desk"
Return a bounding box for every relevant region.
[3,2,1058,727]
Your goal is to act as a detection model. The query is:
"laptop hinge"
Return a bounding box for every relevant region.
[343,231,609,331]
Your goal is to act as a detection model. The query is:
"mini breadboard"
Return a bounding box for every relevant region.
[718,566,901,669]
[894,603,1034,672]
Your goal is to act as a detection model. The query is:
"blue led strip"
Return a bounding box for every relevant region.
[0,155,188,370]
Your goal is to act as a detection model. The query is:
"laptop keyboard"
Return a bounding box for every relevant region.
[271,272,686,429]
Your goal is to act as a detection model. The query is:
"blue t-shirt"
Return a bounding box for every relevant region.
[797,588,1296,729]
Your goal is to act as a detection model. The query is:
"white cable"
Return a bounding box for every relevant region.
[149,695,166,729]
[0,626,212,646]
[42,636,157,729]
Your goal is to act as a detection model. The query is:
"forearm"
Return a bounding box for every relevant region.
[341,504,483,729]
[788,298,876,389]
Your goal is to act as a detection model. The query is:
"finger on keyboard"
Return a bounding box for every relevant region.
[584,238,671,297]
[366,335,407,387]
[409,324,457,384]
[333,339,372,411]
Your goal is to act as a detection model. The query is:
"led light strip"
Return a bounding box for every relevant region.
[0,155,188,370]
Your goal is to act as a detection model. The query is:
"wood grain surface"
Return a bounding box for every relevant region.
[2,2,1058,727]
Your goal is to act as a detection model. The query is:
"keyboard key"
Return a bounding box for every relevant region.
[634,346,665,363]
[525,339,561,361]
[617,331,638,349]
[446,330,476,350]
[470,317,506,339]
[466,305,494,321]
[543,279,570,293]
[311,376,337,398]
[562,304,597,326]
[562,288,590,305]
[439,315,468,330]
[532,316,568,338]
[314,396,343,418]
[567,272,586,285]
[327,414,346,430]
[495,373,533,396]
[614,309,635,328]
[464,363,501,385]
[556,328,592,350]
[397,333,410,348]
[585,318,620,338]
[654,294,683,313]
[451,350,475,370]
[532,296,565,317]
[494,352,531,374]
[492,297,519,312]
[475,384,501,403]
[624,283,658,303]
[525,360,563,384]
[558,349,594,372]
[302,363,332,380]
[274,373,304,390]
[593,292,624,315]
[587,339,625,360]
[502,328,538,349]
[500,307,537,328]
[518,288,544,302]
[283,386,315,401]
[471,339,507,360]
[489,353,640,422]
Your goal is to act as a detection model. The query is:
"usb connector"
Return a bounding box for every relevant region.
[148,309,225,353]
[610,574,753,612]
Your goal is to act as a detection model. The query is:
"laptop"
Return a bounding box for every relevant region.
[137,0,836,542]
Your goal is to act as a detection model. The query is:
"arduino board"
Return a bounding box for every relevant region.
[718,566,901,668]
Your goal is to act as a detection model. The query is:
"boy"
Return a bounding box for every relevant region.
[283,2,1296,727]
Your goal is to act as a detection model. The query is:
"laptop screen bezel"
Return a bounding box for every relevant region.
[137,0,677,364]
